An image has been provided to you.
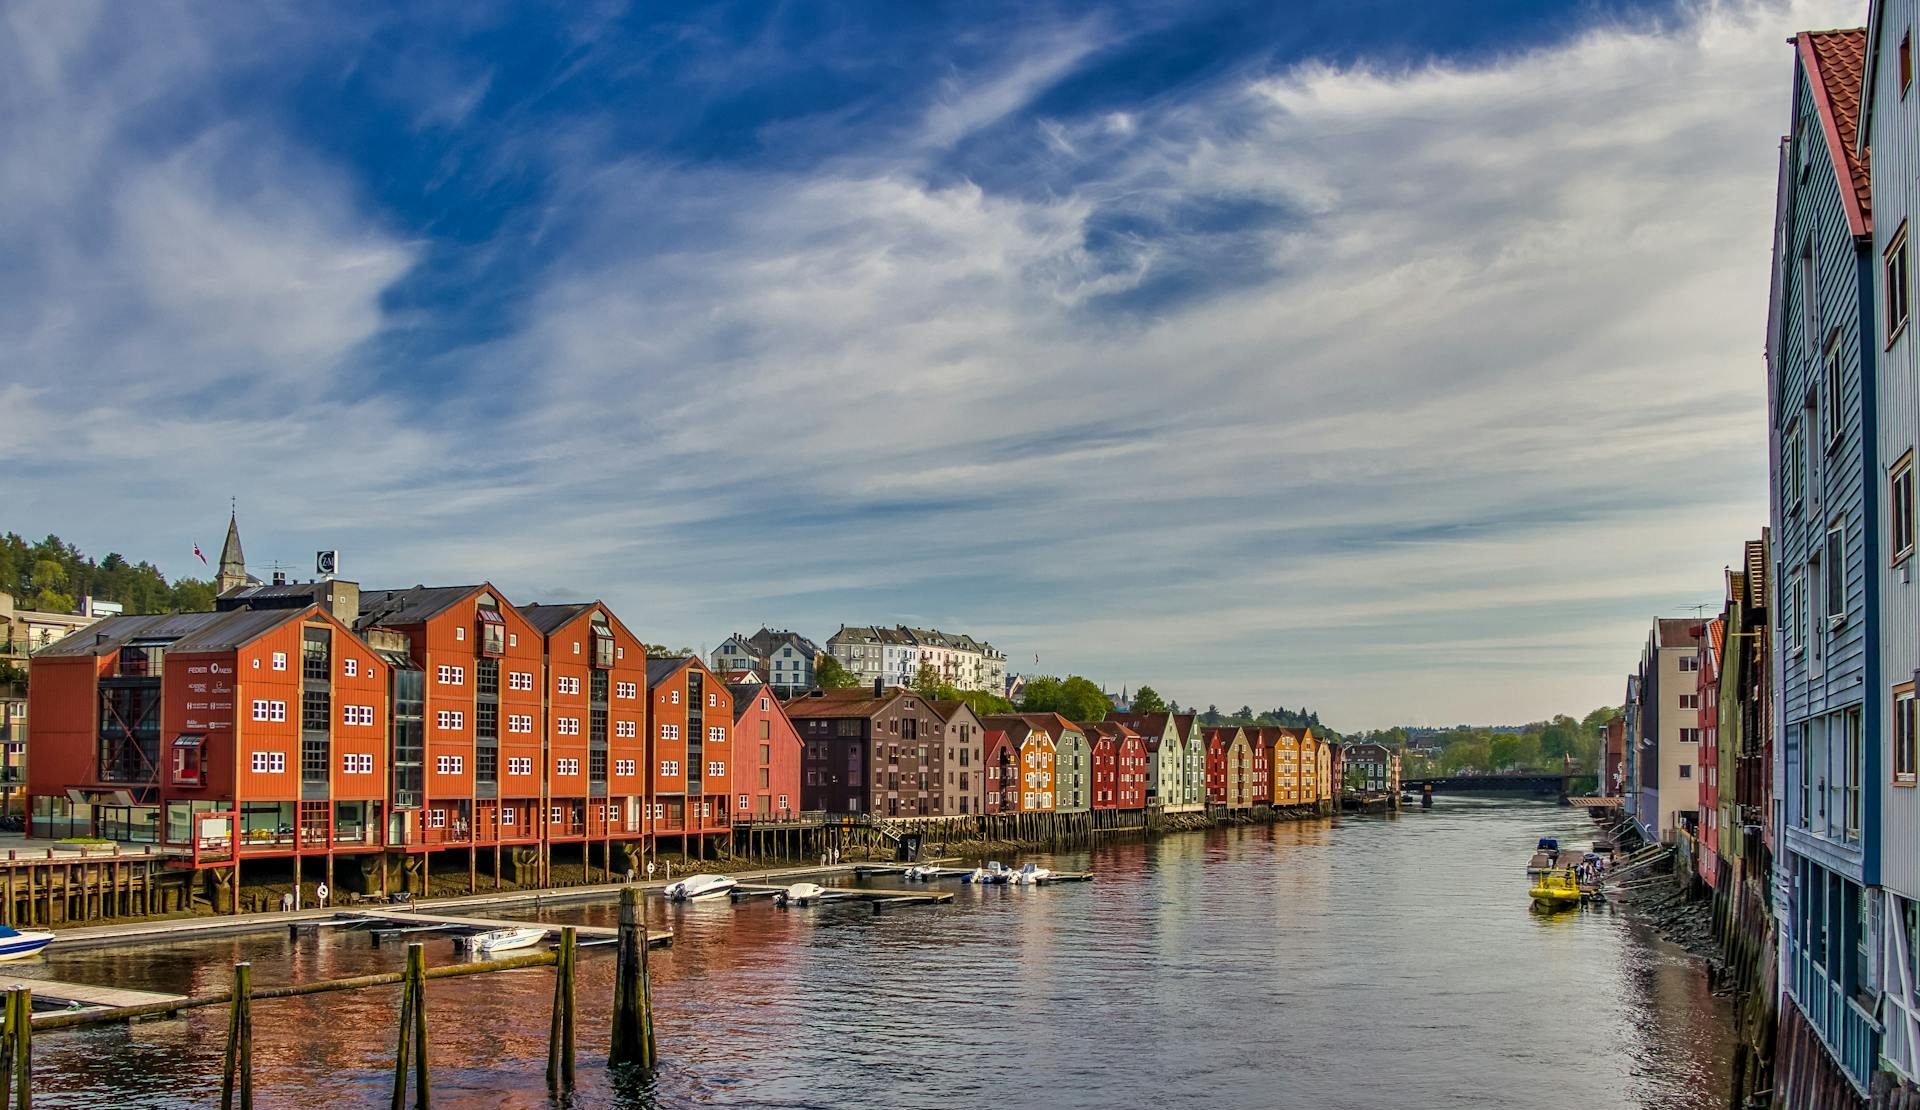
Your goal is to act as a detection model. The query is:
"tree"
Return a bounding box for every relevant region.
[1234,705,1254,724]
[1131,686,1167,714]
[814,655,859,690]
[910,663,944,699]
[1168,699,1181,714]
[26,558,73,613]
[644,644,692,659]
[1018,675,1111,722]
[955,689,1015,716]
[1201,704,1222,726]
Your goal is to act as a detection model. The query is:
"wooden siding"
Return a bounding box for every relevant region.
[1773,51,1880,884]
[1873,0,1920,901]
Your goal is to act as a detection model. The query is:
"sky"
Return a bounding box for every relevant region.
[0,0,1863,730]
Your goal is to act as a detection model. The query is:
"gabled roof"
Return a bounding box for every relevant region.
[518,603,592,636]
[645,655,697,685]
[1172,712,1198,736]
[928,700,984,726]
[35,605,342,657]
[983,714,1054,747]
[728,683,783,721]
[1799,28,1872,236]
[357,585,487,630]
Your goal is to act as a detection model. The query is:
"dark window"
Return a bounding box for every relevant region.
[1889,225,1911,343]
[476,746,498,784]
[1902,31,1913,94]
[590,750,608,782]
[475,701,499,742]
[591,707,608,745]
[590,670,608,705]
[476,659,499,697]
[593,630,615,670]
[479,614,506,657]
[302,690,330,732]
[302,737,329,782]
[302,632,330,681]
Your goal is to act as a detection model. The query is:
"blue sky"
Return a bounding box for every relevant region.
[1,0,1856,728]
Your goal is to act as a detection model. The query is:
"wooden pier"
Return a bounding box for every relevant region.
[852,864,1095,885]
[4,977,187,1018]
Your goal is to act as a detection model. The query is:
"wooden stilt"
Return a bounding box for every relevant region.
[609,887,655,1070]
[10,987,29,1110]
[547,927,577,1091]
[391,942,430,1109]
[220,962,253,1110]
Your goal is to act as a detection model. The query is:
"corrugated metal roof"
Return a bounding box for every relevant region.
[356,585,484,630]
[169,607,320,652]
[32,607,319,657]
[519,603,591,636]
[645,656,696,685]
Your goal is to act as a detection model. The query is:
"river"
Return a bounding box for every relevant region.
[12,798,1730,1108]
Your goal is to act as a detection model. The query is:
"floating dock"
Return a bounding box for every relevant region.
[328,908,671,948]
[853,865,1095,885]
[729,884,954,911]
[7,978,187,1019]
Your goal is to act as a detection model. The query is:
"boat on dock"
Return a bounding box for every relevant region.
[459,926,547,956]
[777,882,828,907]
[664,874,739,902]
[966,862,1015,885]
[1014,863,1052,886]
[0,926,53,962]
[903,865,943,881]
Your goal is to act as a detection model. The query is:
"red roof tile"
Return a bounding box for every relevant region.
[1801,28,1872,234]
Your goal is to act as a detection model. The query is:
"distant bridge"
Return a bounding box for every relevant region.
[1401,772,1571,800]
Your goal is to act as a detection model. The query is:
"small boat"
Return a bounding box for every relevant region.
[976,862,1014,885]
[664,874,738,902]
[1014,863,1052,886]
[777,882,828,908]
[1529,868,1583,911]
[904,865,942,882]
[0,926,52,962]
[460,926,547,956]
[964,867,986,884]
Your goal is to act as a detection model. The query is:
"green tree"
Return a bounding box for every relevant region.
[955,689,1015,716]
[1234,705,1254,724]
[27,558,73,612]
[1131,686,1167,715]
[1201,704,1222,726]
[814,655,859,690]
[910,662,945,699]
[1019,675,1111,722]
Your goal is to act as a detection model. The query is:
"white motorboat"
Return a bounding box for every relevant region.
[778,882,828,907]
[965,866,986,884]
[459,926,547,956]
[1014,863,1052,885]
[0,926,52,961]
[976,861,1014,885]
[904,865,942,881]
[664,874,738,902]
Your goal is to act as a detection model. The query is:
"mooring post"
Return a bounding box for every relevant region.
[410,943,430,1109]
[610,886,655,1069]
[548,927,577,1090]
[221,962,254,1110]
[10,987,28,1110]
[0,990,16,1108]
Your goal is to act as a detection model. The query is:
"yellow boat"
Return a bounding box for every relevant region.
[1529,867,1583,910]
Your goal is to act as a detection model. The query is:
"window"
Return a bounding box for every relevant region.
[1897,456,1916,561]
[429,810,446,829]
[1904,31,1914,95]
[508,713,533,734]
[436,710,465,731]
[1845,708,1864,841]
[739,794,750,811]
[251,751,273,773]
[557,717,580,736]
[615,720,635,738]
[615,759,635,776]
[508,671,534,691]
[1678,764,1692,780]
[708,693,718,707]
[341,704,374,726]
[707,761,726,777]
[1679,694,1699,710]
[1896,687,1916,784]
[500,808,515,827]
[1825,331,1845,447]
[1891,223,1912,343]
[343,658,358,677]
[670,689,679,704]
[434,755,465,775]
[615,681,636,699]
[269,701,287,722]
[1784,421,1805,512]
[556,676,580,695]
[1679,728,1700,744]
[1827,522,1847,621]
[507,757,532,776]
[708,726,726,743]
[1678,654,1700,673]
[437,665,464,686]
[272,652,287,671]
[661,725,680,741]
[455,626,465,641]
[253,700,272,721]
[341,753,374,774]
[557,758,580,775]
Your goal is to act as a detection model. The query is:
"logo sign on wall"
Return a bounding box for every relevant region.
[317,550,339,578]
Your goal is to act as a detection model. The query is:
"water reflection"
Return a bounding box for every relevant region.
[18,798,1728,1108]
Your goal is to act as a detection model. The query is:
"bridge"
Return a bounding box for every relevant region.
[1400,772,1571,800]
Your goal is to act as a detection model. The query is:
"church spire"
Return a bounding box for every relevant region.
[217,509,247,594]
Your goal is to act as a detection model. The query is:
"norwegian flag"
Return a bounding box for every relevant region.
[193,543,207,565]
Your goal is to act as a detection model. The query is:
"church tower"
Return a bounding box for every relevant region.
[216,512,247,595]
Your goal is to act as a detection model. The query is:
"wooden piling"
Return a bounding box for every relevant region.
[610,886,654,1069]
[220,962,253,1110]
[9,988,28,1110]
[547,927,577,1091]
[391,943,430,1110]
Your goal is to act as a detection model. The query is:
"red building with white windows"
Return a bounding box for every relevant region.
[1697,616,1723,888]
[644,656,735,857]
[728,683,802,821]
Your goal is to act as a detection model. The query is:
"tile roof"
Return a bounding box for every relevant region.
[1801,28,1872,234]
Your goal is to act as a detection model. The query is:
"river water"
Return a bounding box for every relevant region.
[13,798,1730,1109]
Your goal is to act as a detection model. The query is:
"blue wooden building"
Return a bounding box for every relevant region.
[1768,26,1881,1097]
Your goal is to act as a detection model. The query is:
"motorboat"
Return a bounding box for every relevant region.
[0,926,52,961]
[964,867,986,884]
[1528,868,1583,911]
[777,882,828,908]
[1014,863,1052,886]
[973,862,1014,885]
[460,926,547,956]
[664,874,738,902]
[904,865,943,882]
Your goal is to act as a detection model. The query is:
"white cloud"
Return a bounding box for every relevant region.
[2,0,1859,730]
